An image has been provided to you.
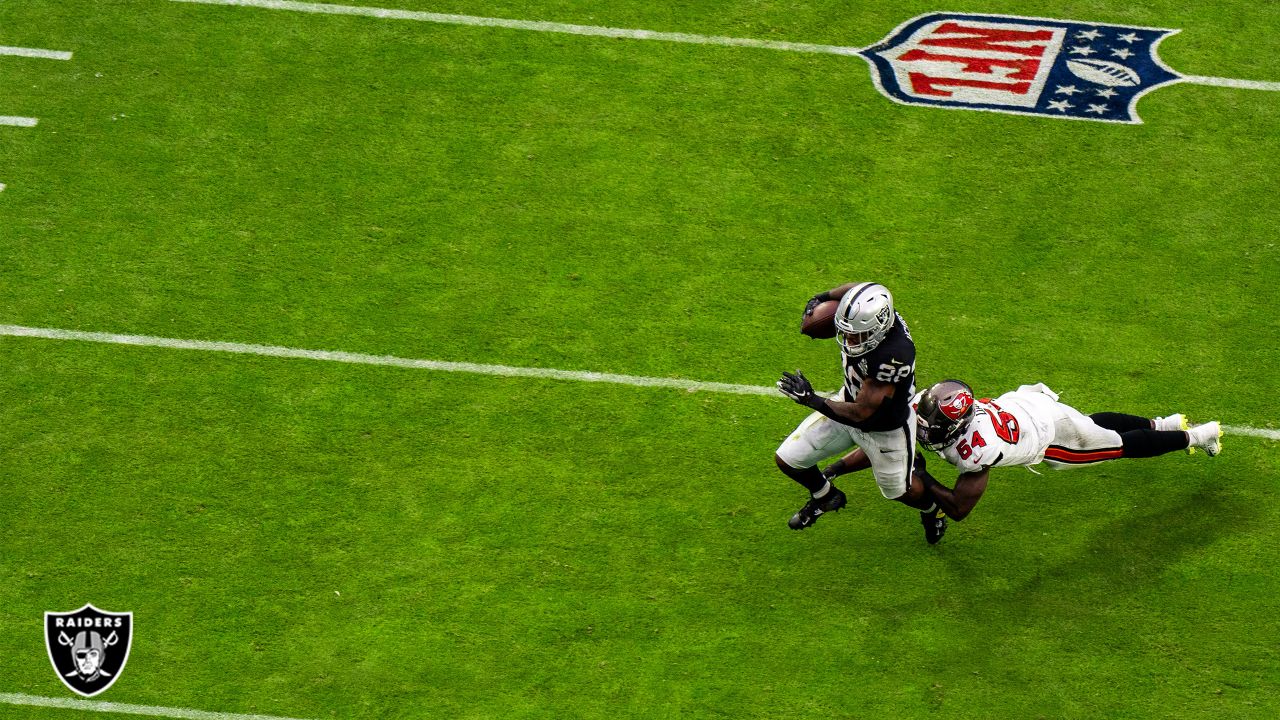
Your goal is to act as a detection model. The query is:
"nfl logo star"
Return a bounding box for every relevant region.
[861,13,1183,123]
[44,604,133,697]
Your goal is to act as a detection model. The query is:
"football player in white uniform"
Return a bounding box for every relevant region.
[774,282,941,532]
[822,379,1222,541]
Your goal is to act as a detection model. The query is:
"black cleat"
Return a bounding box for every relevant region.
[921,508,947,545]
[788,487,847,530]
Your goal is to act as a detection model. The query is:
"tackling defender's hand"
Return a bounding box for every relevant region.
[777,370,823,410]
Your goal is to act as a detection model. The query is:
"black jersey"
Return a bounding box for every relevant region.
[840,313,916,432]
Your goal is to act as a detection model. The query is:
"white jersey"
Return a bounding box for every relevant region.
[932,385,1059,474]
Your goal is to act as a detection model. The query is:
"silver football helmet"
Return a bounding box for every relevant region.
[834,282,895,356]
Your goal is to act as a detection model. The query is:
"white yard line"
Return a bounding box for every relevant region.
[1221,424,1280,440]
[0,45,73,60]
[1181,75,1280,91]
[0,324,776,396]
[2,323,1277,439]
[0,115,38,127]
[169,0,1280,93]
[167,0,864,56]
[0,693,311,720]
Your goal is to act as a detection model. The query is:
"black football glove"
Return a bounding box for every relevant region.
[803,292,831,317]
[777,369,822,409]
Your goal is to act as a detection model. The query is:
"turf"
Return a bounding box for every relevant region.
[1,1,1278,718]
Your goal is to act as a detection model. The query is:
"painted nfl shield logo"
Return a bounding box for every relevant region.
[861,13,1184,123]
[44,604,133,697]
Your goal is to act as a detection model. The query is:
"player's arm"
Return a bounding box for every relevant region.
[920,468,989,520]
[824,376,895,423]
[820,448,870,479]
[777,371,894,425]
[803,282,860,316]
[829,449,940,511]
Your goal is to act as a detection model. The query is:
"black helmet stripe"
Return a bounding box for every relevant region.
[837,282,875,322]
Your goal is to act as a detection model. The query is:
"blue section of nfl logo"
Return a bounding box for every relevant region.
[861,13,1184,123]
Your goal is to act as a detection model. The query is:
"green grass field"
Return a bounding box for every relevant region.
[2,1,1278,718]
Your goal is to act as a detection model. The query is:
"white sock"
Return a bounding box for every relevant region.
[1189,424,1212,447]
[812,481,831,499]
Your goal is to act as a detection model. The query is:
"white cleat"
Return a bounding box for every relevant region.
[1189,421,1223,457]
[1155,413,1192,454]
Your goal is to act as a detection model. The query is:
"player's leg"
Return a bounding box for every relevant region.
[857,422,947,543]
[1047,404,1222,465]
[820,447,934,506]
[1090,412,1189,433]
[820,441,945,543]
[820,448,872,478]
[857,420,934,508]
[775,412,856,530]
[855,424,916,502]
[1088,412,1155,433]
[1043,403,1125,466]
[1088,411,1188,457]
[903,451,947,544]
[1090,411,1221,457]
[1117,423,1222,457]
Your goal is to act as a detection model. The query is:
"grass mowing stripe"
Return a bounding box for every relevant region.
[4,324,1278,440]
[0,324,777,396]
[0,46,73,60]
[0,693,311,720]
[167,0,865,56]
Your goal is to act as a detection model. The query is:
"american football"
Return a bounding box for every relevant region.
[801,299,839,338]
[1066,58,1143,87]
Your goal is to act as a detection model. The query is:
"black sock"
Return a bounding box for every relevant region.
[1091,412,1151,433]
[1120,429,1189,458]
[776,457,829,494]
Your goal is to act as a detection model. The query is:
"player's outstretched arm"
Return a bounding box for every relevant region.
[778,370,894,425]
[921,468,990,521]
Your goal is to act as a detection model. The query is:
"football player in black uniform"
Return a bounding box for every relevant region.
[775,282,945,540]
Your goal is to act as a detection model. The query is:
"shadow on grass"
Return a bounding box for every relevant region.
[824,479,1262,715]
[968,479,1249,607]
